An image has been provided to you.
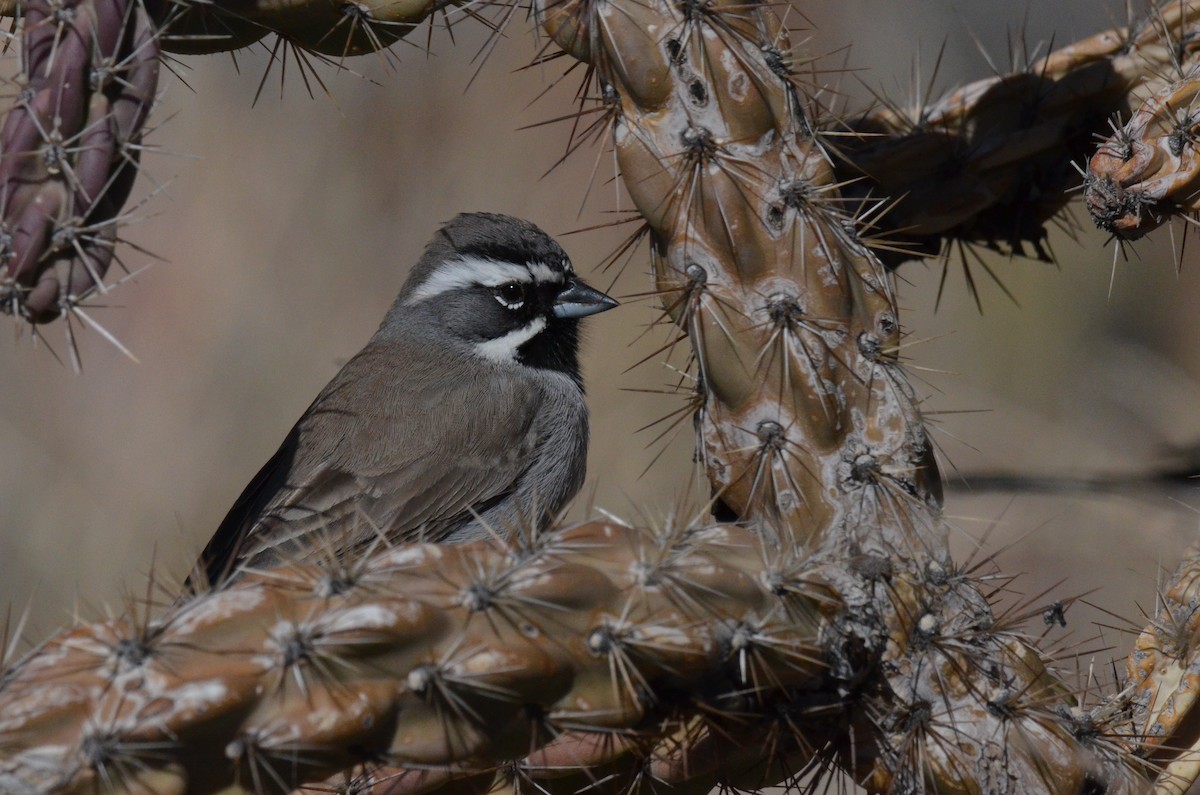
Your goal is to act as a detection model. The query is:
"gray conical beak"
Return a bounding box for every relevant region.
[552,279,619,319]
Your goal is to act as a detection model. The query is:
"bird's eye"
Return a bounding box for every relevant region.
[493,282,526,310]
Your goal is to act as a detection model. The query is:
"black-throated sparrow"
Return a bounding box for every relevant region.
[196,213,617,587]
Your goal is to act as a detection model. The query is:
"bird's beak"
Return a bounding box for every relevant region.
[552,279,619,319]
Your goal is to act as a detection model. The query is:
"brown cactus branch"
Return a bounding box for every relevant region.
[0,518,1161,795]
[157,0,454,58]
[0,521,835,794]
[833,0,1200,266]
[530,0,1166,790]
[1087,57,1200,240]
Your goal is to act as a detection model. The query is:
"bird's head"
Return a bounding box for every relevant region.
[389,213,618,380]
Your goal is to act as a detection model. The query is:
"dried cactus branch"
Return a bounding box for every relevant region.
[834,0,1200,264]
[1086,56,1200,239]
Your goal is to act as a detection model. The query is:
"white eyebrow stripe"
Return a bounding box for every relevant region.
[405,256,534,305]
[529,262,565,283]
[473,316,547,362]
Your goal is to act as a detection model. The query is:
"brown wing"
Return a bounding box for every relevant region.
[197,339,540,585]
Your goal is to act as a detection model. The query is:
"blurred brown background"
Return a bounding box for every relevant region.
[1,0,1197,690]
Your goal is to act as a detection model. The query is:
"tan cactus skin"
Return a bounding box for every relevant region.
[536,1,1149,791]
[1125,547,1200,795]
[3,1,1200,794]
[837,1,1200,263]
[1087,60,1200,239]
[539,0,943,554]
[0,522,834,793]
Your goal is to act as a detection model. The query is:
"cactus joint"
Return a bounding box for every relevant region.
[40,132,68,176]
[277,627,317,674]
[1085,174,1152,236]
[586,626,616,656]
[50,1,76,24]
[761,45,792,79]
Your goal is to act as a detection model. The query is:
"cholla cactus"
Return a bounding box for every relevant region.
[1,1,1200,793]
[0,0,158,331]
[838,1,1200,265]
[1088,56,1200,238]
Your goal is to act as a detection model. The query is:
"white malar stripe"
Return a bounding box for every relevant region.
[406,256,534,305]
[474,316,547,362]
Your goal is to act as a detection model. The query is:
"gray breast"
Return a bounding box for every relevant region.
[446,369,588,541]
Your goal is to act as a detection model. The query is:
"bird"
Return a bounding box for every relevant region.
[194,212,618,588]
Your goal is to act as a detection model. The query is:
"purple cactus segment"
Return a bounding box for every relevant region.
[0,0,160,323]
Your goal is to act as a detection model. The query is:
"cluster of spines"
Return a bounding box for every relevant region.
[830,1,1200,295]
[535,0,1160,791]
[1087,57,1200,241]
[0,0,471,361]
[0,521,838,793]
[0,521,1168,793]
